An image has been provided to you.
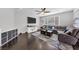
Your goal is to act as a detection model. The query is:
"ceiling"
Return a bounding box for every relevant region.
[15,8,74,17]
[33,8,74,16]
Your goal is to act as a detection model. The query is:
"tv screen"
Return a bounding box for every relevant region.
[27,17,36,23]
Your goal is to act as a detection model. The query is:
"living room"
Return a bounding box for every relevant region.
[0,8,79,50]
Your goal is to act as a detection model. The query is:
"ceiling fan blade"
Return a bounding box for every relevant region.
[35,10,42,12]
[44,11,50,13]
[36,12,42,14]
[35,8,50,14]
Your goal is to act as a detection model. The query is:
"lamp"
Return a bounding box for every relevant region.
[73,18,79,28]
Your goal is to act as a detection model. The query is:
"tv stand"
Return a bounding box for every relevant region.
[26,25,37,33]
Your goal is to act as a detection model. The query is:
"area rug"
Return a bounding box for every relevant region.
[31,32,59,49]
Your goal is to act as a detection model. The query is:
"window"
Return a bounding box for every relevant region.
[54,16,60,26]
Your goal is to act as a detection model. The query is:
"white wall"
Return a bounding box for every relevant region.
[59,11,73,26]
[40,11,73,27]
[15,8,39,34]
[0,8,15,33]
[73,9,79,19]
[15,8,73,34]
[0,8,74,34]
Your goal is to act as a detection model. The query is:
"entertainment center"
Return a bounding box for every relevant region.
[26,17,37,33]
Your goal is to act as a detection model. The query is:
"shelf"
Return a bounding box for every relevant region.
[1,35,18,46]
[0,29,18,47]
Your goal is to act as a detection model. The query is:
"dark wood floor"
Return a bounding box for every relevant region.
[1,32,79,50]
[1,33,28,50]
[9,33,28,50]
[2,33,56,50]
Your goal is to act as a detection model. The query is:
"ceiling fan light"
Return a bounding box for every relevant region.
[35,8,50,14]
[41,8,46,11]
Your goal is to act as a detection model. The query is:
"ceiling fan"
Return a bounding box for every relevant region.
[35,8,50,14]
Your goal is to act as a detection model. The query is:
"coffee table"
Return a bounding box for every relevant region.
[40,29,53,37]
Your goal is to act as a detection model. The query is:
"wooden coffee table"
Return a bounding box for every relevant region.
[40,30,53,37]
[46,30,53,37]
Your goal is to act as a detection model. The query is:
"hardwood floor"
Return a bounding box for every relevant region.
[1,32,79,50]
[9,33,28,50]
[2,33,28,50]
[1,32,58,50]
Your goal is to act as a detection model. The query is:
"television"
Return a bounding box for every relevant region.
[27,17,36,23]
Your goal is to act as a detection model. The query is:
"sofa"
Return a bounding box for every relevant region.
[40,25,79,50]
[58,29,79,50]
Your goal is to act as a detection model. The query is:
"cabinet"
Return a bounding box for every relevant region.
[0,29,18,48]
[26,25,37,33]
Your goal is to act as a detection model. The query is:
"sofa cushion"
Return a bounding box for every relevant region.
[75,32,79,39]
[59,42,73,50]
[58,34,78,45]
[55,26,67,31]
[71,29,79,37]
[47,26,52,30]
